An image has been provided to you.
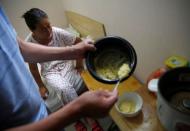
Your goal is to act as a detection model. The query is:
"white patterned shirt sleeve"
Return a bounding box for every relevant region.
[53,27,76,46]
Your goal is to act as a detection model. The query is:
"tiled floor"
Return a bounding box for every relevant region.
[65,116,119,131]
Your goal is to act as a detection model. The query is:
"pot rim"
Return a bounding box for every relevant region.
[85,36,137,84]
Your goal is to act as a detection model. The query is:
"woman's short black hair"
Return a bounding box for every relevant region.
[22,8,48,31]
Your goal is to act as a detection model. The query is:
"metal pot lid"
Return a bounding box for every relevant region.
[158,67,190,115]
[170,91,190,114]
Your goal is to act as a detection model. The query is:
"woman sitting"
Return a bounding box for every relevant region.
[23,8,103,131]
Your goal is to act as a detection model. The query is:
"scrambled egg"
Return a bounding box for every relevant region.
[118,100,136,113]
[95,49,131,80]
[96,63,130,80]
[118,63,131,79]
[94,48,132,80]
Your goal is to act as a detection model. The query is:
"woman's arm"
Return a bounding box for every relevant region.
[74,37,82,44]
[17,37,95,63]
[74,37,84,72]
[28,63,48,99]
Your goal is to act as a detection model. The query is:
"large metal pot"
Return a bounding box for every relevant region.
[157,67,190,131]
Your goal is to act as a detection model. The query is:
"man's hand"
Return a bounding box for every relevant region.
[6,89,117,131]
[17,37,96,63]
[76,89,118,118]
[72,38,96,59]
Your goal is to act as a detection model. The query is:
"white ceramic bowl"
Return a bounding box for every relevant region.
[115,92,143,117]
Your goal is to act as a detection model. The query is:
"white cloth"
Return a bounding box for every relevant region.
[26,27,85,112]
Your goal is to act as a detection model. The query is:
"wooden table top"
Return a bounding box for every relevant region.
[81,70,165,131]
[81,70,141,93]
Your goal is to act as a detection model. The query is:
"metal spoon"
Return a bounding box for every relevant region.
[113,80,120,92]
[113,63,130,92]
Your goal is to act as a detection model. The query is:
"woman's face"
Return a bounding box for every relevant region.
[33,18,52,43]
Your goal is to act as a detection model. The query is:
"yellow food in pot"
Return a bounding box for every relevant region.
[96,63,130,80]
[96,68,117,80]
[118,100,136,113]
[118,63,131,79]
[95,49,130,80]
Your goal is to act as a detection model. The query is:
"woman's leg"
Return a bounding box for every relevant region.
[72,72,88,95]
[44,73,78,104]
[44,73,88,131]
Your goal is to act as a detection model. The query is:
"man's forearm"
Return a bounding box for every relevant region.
[18,37,77,63]
[6,88,118,131]
[7,99,83,131]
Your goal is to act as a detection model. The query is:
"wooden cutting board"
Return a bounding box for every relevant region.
[81,70,142,93]
[110,87,165,131]
[81,70,165,131]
